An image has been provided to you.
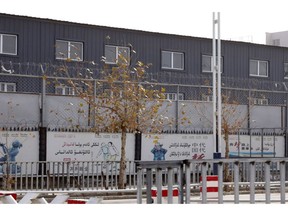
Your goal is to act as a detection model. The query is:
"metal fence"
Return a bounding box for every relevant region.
[136,158,288,204]
[0,159,287,193]
[1,61,288,131]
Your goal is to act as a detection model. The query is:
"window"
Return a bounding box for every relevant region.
[273,39,280,46]
[202,55,223,73]
[0,82,16,92]
[249,60,268,77]
[164,93,184,101]
[252,98,268,105]
[55,40,83,61]
[201,94,213,102]
[161,51,184,70]
[105,45,130,65]
[55,85,81,95]
[104,89,123,98]
[0,34,17,55]
[284,63,288,79]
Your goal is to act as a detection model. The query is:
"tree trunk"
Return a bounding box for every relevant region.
[118,130,126,189]
[223,130,232,191]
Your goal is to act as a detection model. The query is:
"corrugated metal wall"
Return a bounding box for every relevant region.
[2,13,288,83]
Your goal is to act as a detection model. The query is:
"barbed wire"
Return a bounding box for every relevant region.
[1,61,288,130]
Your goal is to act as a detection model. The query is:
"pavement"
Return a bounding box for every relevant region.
[100,193,288,204]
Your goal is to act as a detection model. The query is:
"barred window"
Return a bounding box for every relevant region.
[252,98,268,105]
[0,82,16,92]
[55,85,82,95]
[164,93,184,101]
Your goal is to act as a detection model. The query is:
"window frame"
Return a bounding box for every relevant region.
[0,33,17,55]
[202,55,223,73]
[164,93,184,101]
[0,82,16,92]
[55,40,83,61]
[252,98,269,105]
[201,94,213,102]
[55,85,82,96]
[249,59,269,77]
[104,45,130,65]
[284,62,288,79]
[161,51,184,70]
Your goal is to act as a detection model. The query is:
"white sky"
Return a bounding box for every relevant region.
[1,0,288,44]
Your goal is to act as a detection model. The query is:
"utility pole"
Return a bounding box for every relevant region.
[213,12,222,161]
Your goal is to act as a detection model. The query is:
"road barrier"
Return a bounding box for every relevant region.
[200,175,218,199]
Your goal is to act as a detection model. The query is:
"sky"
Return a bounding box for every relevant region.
[1,0,288,45]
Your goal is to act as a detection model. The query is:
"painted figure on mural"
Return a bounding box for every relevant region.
[151,143,167,161]
[96,141,119,161]
[0,140,23,174]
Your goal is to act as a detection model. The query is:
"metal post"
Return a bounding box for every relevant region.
[212,12,217,153]
[234,161,239,204]
[146,168,153,204]
[218,162,223,204]
[217,12,222,155]
[40,65,46,127]
[176,85,179,133]
[136,167,142,204]
[185,161,191,204]
[156,168,163,204]
[280,161,286,204]
[201,162,207,204]
[213,12,221,157]
[261,128,264,157]
[178,163,184,204]
[249,161,255,204]
[264,161,271,204]
[167,168,173,204]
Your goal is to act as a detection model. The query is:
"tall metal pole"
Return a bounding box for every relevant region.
[212,12,217,153]
[212,12,222,162]
[217,12,222,154]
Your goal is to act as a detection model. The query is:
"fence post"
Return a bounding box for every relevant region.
[280,160,286,204]
[136,166,142,204]
[249,161,255,204]
[146,168,153,204]
[201,162,207,204]
[134,131,142,161]
[234,161,239,204]
[178,163,184,204]
[264,160,271,204]
[184,160,191,204]
[156,168,162,204]
[167,167,173,204]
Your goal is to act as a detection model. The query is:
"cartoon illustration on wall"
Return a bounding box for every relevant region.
[96,141,119,161]
[151,143,167,161]
[0,140,23,174]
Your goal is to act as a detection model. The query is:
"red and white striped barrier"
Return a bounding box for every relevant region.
[200,175,218,199]
[0,192,17,204]
[67,197,102,204]
[151,186,179,197]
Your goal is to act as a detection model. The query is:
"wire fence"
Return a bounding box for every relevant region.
[1,61,288,131]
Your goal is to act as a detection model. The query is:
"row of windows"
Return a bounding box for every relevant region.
[1,33,288,78]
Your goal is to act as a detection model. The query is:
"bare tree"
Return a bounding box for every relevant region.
[55,46,188,188]
[195,90,250,183]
